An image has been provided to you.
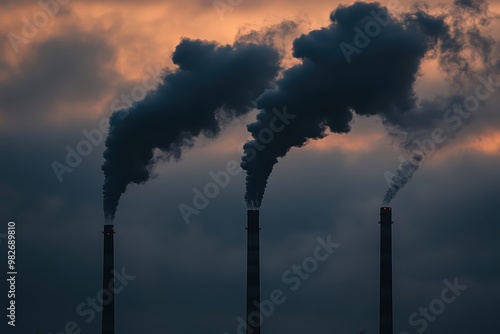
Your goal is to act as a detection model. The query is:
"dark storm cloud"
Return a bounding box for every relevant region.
[242,1,499,208]
[102,38,282,221]
[0,31,119,120]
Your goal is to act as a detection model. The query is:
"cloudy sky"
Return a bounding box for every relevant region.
[1,0,500,333]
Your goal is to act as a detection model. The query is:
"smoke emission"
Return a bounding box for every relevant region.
[241,1,498,208]
[381,0,499,204]
[102,38,282,221]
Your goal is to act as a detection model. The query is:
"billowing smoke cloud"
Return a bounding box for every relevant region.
[102,38,282,221]
[242,1,498,208]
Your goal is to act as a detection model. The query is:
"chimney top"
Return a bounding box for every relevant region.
[379,207,393,224]
[103,224,115,234]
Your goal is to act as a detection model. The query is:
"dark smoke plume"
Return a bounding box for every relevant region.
[242,1,498,208]
[102,38,281,221]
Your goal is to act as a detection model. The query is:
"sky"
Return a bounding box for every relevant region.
[1,0,500,333]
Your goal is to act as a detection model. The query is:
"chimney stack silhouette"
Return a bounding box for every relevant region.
[246,210,261,334]
[102,224,115,334]
[379,207,393,334]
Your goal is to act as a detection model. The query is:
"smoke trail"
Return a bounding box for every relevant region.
[242,1,498,208]
[381,96,462,205]
[381,0,499,204]
[382,87,499,205]
[382,155,421,205]
[102,38,282,221]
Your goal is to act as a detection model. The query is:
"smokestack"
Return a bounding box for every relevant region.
[379,207,393,334]
[102,225,115,334]
[246,210,261,334]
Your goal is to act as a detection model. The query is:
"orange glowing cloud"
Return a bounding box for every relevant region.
[465,132,500,154]
[1,0,498,129]
[307,131,386,153]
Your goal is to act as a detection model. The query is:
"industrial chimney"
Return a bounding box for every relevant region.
[379,207,393,334]
[246,210,261,334]
[102,224,115,334]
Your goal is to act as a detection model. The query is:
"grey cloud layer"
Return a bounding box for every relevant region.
[0,31,119,121]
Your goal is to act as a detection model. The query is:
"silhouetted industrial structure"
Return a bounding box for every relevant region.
[246,210,261,334]
[102,224,115,334]
[379,207,393,334]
